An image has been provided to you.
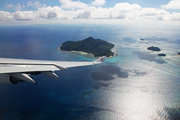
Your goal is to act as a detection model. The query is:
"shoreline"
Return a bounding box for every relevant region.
[60,50,95,58]
[70,50,94,56]
[60,49,114,58]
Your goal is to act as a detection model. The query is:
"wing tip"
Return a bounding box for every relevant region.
[93,56,106,64]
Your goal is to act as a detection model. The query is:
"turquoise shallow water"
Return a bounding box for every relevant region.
[0,24,180,120]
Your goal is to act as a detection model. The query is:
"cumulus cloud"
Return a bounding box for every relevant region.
[38,7,52,18]
[1,1,180,22]
[169,12,180,20]
[75,6,109,19]
[38,6,57,18]
[37,6,73,19]
[91,0,106,6]
[14,11,37,21]
[59,0,88,9]
[108,2,141,19]
[76,7,110,19]
[138,8,170,20]
[161,0,180,9]
[0,11,14,21]
[47,11,57,19]
[75,3,141,19]
[77,11,91,19]
[112,2,141,13]
[138,8,180,21]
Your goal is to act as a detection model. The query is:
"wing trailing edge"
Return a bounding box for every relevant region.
[0,56,107,84]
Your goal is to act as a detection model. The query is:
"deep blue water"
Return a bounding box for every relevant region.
[0,24,180,120]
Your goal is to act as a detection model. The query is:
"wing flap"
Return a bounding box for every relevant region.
[42,71,59,79]
[55,62,94,68]
[8,73,36,83]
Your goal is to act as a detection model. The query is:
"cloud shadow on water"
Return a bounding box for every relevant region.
[122,38,137,43]
[133,51,167,64]
[91,64,129,81]
[143,36,169,42]
[90,65,147,89]
[133,70,147,76]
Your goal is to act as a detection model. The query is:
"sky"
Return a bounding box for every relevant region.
[0,0,180,25]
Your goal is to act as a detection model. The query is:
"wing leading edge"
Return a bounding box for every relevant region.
[0,56,106,84]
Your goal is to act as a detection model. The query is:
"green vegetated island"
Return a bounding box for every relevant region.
[147,46,166,57]
[147,46,180,57]
[60,37,115,57]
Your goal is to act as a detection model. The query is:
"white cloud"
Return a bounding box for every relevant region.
[0,11,14,20]
[108,2,141,19]
[161,0,180,9]
[6,3,25,11]
[77,11,91,19]
[6,1,44,11]
[138,8,170,20]
[169,12,180,20]
[90,7,109,19]
[27,0,43,8]
[75,6,109,19]
[47,11,57,19]
[14,3,23,11]
[1,1,180,23]
[75,3,141,19]
[38,7,54,18]
[6,4,14,9]
[14,11,38,21]
[37,6,77,19]
[38,6,68,19]
[59,0,88,9]
[91,0,106,6]
[112,2,141,13]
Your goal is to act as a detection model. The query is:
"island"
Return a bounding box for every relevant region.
[158,53,166,57]
[60,37,115,57]
[147,46,161,51]
[178,52,180,55]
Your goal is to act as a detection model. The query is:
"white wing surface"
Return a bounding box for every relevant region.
[0,56,106,84]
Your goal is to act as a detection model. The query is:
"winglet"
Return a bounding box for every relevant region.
[93,56,106,64]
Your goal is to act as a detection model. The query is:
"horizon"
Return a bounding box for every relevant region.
[0,0,180,26]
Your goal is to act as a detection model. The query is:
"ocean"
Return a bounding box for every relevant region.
[0,24,180,120]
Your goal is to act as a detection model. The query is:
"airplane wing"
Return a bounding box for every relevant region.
[0,56,106,85]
